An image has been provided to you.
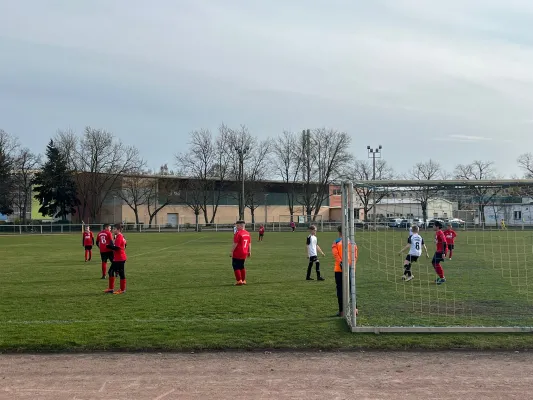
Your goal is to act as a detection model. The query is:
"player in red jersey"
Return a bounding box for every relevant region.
[82,226,94,262]
[443,223,457,260]
[258,224,265,242]
[96,224,114,279]
[231,220,251,286]
[104,223,127,295]
[432,221,447,284]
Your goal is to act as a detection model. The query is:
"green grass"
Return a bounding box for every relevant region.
[2,229,533,352]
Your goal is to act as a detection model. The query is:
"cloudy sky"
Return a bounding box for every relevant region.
[1,0,532,177]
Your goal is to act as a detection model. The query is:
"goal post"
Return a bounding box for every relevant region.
[341,182,357,328]
[343,179,533,333]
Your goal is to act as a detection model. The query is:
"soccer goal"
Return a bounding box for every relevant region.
[342,179,533,333]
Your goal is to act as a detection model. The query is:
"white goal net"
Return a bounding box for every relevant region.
[342,179,533,333]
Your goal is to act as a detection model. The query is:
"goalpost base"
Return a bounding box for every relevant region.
[351,326,533,333]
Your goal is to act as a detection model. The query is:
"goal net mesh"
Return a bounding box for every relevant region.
[344,180,533,332]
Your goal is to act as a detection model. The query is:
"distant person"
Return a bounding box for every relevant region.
[398,225,429,282]
[290,221,295,232]
[96,224,114,279]
[258,224,265,242]
[432,221,447,285]
[500,219,506,230]
[104,224,127,295]
[332,226,358,317]
[231,220,251,286]
[443,223,457,260]
[306,225,325,281]
[82,226,94,262]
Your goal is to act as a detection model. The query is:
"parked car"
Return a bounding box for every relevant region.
[399,219,413,228]
[412,218,427,228]
[388,218,402,228]
[427,219,445,228]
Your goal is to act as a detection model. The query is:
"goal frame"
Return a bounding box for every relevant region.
[344,179,533,333]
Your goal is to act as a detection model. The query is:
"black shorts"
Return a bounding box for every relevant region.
[259,233,264,237]
[432,252,444,264]
[232,258,246,271]
[405,254,419,263]
[100,252,113,263]
[447,244,454,250]
[309,255,318,262]
[84,245,93,251]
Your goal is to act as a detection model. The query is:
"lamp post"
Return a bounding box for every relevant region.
[367,145,382,226]
[235,145,250,220]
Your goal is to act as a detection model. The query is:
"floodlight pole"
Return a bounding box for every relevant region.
[367,145,382,227]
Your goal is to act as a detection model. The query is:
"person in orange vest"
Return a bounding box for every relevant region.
[331,225,358,317]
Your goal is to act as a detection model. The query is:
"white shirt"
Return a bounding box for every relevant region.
[306,235,318,257]
[408,234,424,257]
[409,227,413,236]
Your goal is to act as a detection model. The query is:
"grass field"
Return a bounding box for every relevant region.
[2,229,533,352]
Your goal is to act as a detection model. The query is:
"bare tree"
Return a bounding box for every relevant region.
[12,148,41,224]
[0,130,18,216]
[454,160,499,225]
[349,159,394,221]
[244,139,272,224]
[517,153,533,178]
[116,162,151,227]
[55,127,140,221]
[272,131,302,220]
[175,127,230,224]
[145,177,180,228]
[409,159,444,224]
[296,128,352,220]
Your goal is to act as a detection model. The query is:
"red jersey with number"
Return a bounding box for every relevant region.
[83,231,94,246]
[112,233,127,262]
[443,229,457,245]
[259,227,265,235]
[97,230,114,253]
[435,230,447,253]
[233,229,251,260]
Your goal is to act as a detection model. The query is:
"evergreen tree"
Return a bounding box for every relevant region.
[33,140,79,219]
[0,142,14,215]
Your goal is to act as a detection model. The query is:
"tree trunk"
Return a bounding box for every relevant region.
[148,214,155,228]
[195,212,199,231]
[250,208,255,224]
[203,208,209,224]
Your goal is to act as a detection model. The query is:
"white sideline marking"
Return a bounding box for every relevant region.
[0,317,332,325]
[128,237,205,259]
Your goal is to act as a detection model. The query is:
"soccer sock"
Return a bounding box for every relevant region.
[120,279,126,291]
[88,250,92,260]
[404,264,412,276]
[85,250,88,260]
[315,262,321,277]
[449,250,453,258]
[108,276,115,290]
[241,268,246,281]
[101,262,107,276]
[434,264,445,279]
[306,262,313,278]
[234,269,242,282]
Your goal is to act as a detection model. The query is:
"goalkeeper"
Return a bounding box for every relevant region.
[331,226,358,317]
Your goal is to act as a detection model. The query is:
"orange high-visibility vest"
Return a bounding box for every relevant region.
[331,237,358,272]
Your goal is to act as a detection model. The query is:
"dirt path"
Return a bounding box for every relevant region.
[1,351,532,399]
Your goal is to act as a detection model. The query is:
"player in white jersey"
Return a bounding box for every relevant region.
[398,225,428,281]
[409,225,414,237]
[233,224,237,235]
[306,225,325,281]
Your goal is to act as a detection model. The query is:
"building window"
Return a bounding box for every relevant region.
[433,213,438,218]
[514,211,522,220]
[443,213,448,218]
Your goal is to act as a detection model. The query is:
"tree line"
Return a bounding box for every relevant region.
[1,126,533,226]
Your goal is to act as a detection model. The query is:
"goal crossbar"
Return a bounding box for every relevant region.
[351,326,533,333]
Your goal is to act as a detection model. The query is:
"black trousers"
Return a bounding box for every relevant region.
[335,271,343,313]
[109,261,126,279]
